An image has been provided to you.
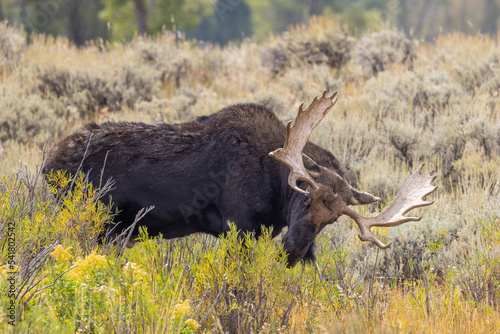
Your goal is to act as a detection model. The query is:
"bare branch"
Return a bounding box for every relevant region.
[118,205,155,257]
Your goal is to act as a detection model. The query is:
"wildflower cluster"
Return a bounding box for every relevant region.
[172,300,201,333]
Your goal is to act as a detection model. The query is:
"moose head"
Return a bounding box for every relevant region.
[269,91,437,267]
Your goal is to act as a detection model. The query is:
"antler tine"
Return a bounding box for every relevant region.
[269,91,338,194]
[342,164,438,248]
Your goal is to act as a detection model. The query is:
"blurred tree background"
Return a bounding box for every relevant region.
[0,0,499,45]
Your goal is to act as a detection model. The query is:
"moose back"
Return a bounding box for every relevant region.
[43,92,436,267]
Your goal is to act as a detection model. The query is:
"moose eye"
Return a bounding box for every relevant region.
[322,191,338,204]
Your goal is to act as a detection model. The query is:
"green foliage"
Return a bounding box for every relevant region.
[99,0,212,41]
[188,0,252,45]
[17,0,108,45]
[98,0,136,41]
[327,5,386,36]
[0,172,344,332]
[247,0,311,41]
[3,0,500,47]
[0,169,112,330]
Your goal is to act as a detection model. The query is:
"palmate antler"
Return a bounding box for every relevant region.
[270,91,437,249]
[269,91,338,194]
[341,164,438,248]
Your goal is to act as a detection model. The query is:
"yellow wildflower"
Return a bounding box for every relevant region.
[50,245,73,263]
[174,299,191,318]
[123,262,147,282]
[184,318,201,331]
[67,251,112,282]
[123,261,148,291]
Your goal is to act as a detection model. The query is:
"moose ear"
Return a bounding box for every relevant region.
[302,153,380,205]
[302,154,322,178]
[349,188,381,205]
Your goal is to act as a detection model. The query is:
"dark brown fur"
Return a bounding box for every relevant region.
[43,104,344,266]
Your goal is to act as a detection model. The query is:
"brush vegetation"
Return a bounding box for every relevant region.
[0,16,500,333]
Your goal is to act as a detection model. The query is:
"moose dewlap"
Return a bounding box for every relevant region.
[43,91,437,267]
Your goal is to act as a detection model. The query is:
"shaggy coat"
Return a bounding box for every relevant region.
[43,104,345,265]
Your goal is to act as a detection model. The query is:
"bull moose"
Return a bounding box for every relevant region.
[43,91,437,267]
